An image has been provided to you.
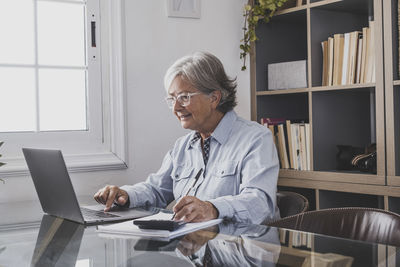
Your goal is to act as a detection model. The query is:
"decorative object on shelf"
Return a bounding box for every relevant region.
[166,0,201,19]
[351,143,377,174]
[336,143,377,174]
[240,0,291,71]
[336,145,364,171]
[268,60,307,90]
[0,141,4,184]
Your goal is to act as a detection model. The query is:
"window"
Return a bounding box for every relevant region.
[0,0,127,175]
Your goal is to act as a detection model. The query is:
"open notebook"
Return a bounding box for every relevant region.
[97,211,222,241]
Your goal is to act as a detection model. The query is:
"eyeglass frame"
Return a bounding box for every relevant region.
[165,92,202,109]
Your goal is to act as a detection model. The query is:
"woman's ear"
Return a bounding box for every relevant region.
[210,90,222,108]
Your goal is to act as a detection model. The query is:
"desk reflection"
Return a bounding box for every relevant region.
[24,214,391,267]
[180,222,280,267]
[125,222,280,267]
[31,215,84,267]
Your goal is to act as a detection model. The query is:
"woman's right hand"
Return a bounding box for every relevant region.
[94,185,129,211]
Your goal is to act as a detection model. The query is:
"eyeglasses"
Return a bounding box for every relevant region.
[165,92,202,109]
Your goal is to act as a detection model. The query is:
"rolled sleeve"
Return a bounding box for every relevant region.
[121,151,175,208]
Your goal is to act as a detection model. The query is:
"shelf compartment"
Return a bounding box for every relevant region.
[388,197,400,214]
[310,0,373,16]
[389,0,399,80]
[278,185,317,210]
[312,89,376,173]
[393,85,400,176]
[310,2,372,87]
[256,93,308,123]
[319,189,384,209]
[255,9,307,92]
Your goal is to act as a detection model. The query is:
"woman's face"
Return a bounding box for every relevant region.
[168,76,218,133]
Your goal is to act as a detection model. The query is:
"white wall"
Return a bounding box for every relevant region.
[123,0,250,183]
[0,0,250,203]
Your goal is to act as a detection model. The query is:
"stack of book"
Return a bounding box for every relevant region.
[261,118,311,170]
[321,21,375,86]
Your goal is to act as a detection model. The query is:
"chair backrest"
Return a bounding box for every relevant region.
[277,191,309,218]
[268,207,400,246]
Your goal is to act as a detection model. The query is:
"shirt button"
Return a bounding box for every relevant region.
[221,171,224,174]
[175,174,179,178]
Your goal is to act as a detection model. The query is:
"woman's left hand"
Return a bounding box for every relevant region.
[173,196,218,222]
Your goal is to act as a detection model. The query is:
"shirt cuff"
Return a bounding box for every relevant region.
[207,198,234,220]
[120,185,139,208]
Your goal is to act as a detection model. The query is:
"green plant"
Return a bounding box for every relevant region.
[240,0,289,71]
[0,142,4,184]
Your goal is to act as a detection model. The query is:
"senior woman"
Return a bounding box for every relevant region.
[94,51,279,224]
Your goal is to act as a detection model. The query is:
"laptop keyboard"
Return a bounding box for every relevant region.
[81,207,119,220]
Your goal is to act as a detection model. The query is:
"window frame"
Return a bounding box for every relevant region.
[0,0,128,177]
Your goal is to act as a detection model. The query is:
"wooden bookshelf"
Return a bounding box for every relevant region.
[250,0,400,217]
[383,0,400,188]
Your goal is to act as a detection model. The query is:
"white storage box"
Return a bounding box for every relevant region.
[268,60,308,90]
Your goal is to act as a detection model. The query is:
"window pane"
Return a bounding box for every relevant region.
[37,2,86,66]
[0,67,36,132]
[39,69,87,131]
[0,0,34,64]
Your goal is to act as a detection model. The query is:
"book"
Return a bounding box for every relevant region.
[341,32,350,85]
[321,40,328,86]
[97,211,222,241]
[268,125,276,146]
[260,117,286,126]
[333,33,344,86]
[364,21,375,83]
[327,37,334,86]
[360,26,368,83]
[305,123,311,171]
[286,120,295,169]
[299,124,307,171]
[277,124,290,169]
[291,123,301,170]
[347,31,360,84]
[368,20,376,83]
[355,33,363,84]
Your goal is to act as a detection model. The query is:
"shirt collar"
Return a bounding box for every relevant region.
[212,110,236,145]
[187,110,236,149]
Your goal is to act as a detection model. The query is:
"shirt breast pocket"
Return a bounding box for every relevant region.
[209,160,239,197]
[171,165,194,200]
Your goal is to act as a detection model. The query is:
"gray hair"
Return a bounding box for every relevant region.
[164,51,237,113]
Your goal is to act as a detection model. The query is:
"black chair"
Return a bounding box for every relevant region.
[268,207,400,246]
[277,191,309,218]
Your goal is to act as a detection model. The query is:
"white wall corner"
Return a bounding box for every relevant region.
[106,0,129,165]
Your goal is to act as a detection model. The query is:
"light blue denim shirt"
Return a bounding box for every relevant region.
[121,110,280,224]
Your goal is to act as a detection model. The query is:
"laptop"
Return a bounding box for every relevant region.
[23,148,157,225]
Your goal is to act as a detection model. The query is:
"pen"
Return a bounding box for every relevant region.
[171,168,203,220]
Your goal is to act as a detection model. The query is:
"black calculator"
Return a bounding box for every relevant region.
[133,220,186,231]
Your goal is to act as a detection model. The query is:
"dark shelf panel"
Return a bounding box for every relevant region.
[310,0,373,17]
[312,89,375,171]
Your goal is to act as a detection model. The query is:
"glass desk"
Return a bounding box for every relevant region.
[0,214,399,267]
